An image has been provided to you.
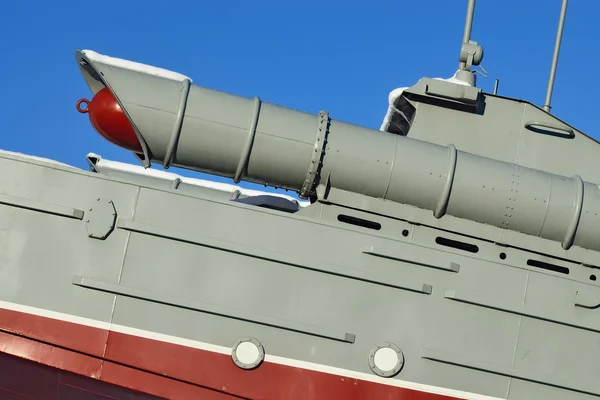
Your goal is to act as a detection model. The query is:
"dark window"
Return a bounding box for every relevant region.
[526,259,569,275]
[435,236,479,253]
[337,215,381,231]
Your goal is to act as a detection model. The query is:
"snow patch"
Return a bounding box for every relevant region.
[0,149,75,168]
[87,153,309,207]
[380,70,472,131]
[82,50,191,83]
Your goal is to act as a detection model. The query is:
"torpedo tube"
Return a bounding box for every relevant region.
[76,87,142,153]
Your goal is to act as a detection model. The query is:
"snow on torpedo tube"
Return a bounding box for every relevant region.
[75,49,600,253]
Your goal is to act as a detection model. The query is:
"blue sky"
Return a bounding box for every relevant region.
[1,0,598,197]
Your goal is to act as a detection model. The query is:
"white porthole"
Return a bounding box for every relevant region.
[232,337,265,370]
[368,342,404,377]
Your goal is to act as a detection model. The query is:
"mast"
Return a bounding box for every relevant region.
[455,0,483,86]
[458,0,476,71]
[542,0,569,113]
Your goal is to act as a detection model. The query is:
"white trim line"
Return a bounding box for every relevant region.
[0,300,112,330]
[0,300,504,400]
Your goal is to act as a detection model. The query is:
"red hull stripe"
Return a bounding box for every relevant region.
[0,302,502,400]
[0,337,235,399]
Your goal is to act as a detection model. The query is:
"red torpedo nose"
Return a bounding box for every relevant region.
[76,87,142,153]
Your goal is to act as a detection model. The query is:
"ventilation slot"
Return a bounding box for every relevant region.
[527,259,569,275]
[435,237,479,253]
[337,215,381,231]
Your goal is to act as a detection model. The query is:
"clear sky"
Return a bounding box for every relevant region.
[1,0,598,197]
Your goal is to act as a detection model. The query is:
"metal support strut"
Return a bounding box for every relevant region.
[543,0,569,113]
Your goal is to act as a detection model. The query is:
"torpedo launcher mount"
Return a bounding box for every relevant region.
[74,0,597,255]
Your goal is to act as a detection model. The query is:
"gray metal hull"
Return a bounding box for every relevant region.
[1,149,598,399]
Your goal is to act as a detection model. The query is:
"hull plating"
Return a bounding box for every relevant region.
[2,150,598,399]
[0,302,491,400]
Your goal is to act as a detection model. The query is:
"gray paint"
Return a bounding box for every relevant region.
[2,142,600,398]
[76,49,600,254]
[1,2,599,398]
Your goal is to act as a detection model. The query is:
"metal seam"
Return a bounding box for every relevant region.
[382,134,398,199]
[234,96,262,183]
[300,111,330,198]
[163,78,192,169]
[434,144,457,218]
[562,174,584,250]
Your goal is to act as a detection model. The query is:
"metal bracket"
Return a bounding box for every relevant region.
[0,193,84,220]
[459,40,483,70]
[85,198,117,240]
[315,173,332,203]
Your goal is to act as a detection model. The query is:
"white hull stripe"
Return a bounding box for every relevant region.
[0,300,504,400]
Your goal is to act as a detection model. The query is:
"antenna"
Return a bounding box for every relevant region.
[542,0,569,113]
[458,0,476,70]
[455,0,484,86]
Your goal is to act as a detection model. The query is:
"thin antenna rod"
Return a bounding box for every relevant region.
[543,0,568,113]
[459,0,476,70]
